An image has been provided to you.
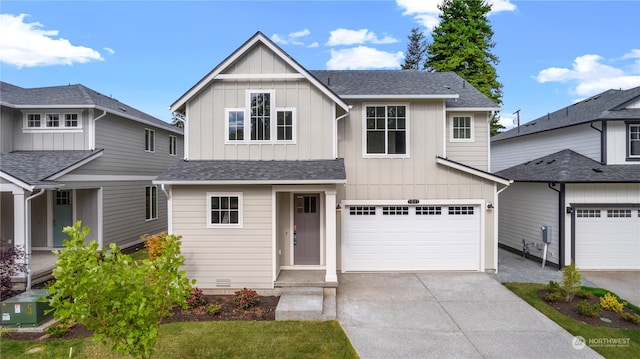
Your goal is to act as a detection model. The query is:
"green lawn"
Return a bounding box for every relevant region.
[505,282,640,359]
[1,320,358,358]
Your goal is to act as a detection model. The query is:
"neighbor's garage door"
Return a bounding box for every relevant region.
[575,208,640,270]
[344,205,480,271]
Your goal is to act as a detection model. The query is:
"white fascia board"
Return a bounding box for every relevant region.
[153,179,348,185]
[447,107,502,112]
[0,172,34,191]
[170,33,350,113]
[45,151,104,180]
[436,157,512,186]
[57,174,157,181]
[343,94,459,100]
[215,73,305,80]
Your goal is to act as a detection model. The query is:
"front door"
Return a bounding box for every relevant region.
[294,194,320,265]
[53,190,73,247]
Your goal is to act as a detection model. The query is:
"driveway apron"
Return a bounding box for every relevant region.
[337,273,602,359]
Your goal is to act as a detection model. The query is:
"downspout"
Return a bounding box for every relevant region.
[494,182,512,273]
[160,184,172,233]
[334,109,350,159]
[90,110,108,150]
[589,121,604,164]
[25,188,46,290]
[547,183,565,269]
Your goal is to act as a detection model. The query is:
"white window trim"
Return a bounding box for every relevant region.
[206,192,243,228]
[23,111,83,132]
[628,123,640,158]
[450,114,474,142]
[145,128,155,153]
[276,107,297,143]
[145,185,158,221]
[169,135,177,156]
[224,108,247,144]
[361,103,410,159]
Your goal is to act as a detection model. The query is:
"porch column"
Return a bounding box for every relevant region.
[324,190,338,283]
[13,190,26,250]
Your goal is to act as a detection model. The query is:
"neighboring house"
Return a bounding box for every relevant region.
[492,86,640,270]
[155,32,510,290]
[0,82,184,287]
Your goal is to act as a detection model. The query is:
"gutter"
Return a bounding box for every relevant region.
[90,110,108,150]
[25,188,46,290]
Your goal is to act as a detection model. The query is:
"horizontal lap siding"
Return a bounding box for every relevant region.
[171,185,273,289]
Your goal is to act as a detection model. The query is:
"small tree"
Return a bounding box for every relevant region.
[0,245,27,300]
[47,222,193,359]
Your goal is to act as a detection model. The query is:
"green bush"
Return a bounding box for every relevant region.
[544,261,582,302]
[621,312,640,324]
[577,300,602,317]
[234,288,260,309]
[186,287,207,308]
[207,304,222,316]
[46,322,71,338]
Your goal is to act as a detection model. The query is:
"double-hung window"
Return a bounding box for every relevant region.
[364,104,408,156]
[145,129,155,152]
[225,90,295,143]
[628,123,640,159]
[207,192,242,228]
[145,186,158,220]
[451,116,473,141]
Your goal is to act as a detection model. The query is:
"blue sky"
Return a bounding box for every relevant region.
[1,0,639,130]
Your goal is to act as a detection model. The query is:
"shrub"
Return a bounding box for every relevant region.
[622,312,640,325]
[234,288,259,309]
[207,304,222,316]
[0,245,27,300]
[577,290,594,299]
[599,292,625,313]
[46,322,72,338]
[142,232,174,260]
[544,261,582,302]
[544,290,564,302]
[577,300,602,317]
[186,287,207,308]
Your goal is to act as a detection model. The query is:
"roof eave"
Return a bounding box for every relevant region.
[436,157,512,186]
[342,94,459,100]
[45,150,104,181]
[447,107,502,112]
[153,179,347,185]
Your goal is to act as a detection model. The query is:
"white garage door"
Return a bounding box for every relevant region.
[575,208,640,270]
[344,205,480,271]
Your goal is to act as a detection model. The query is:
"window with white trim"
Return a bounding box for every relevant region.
[45,113,60,127]
[207,192,242,227]
[250,92,271,140]
[451,115,473,141]
[416,206,441,215]
[145,129,155,152]
[225,90,296,143]
[277,109,294,141]
[448,206,474,215]
[382,206,409,215]
[169,135,177,156]
[145,186,158,220]
[25,112,80,129]
[365,105,407,156]
[28,114,41,128]
[65,113,78,127]
[628,123,640,158]
[349,206,376,215]
[226,109,245,141]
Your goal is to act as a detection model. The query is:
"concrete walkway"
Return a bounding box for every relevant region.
[337,273,602,359]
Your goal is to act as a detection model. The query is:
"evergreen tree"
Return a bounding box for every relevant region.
[401,27,427,70]
[425,0,504,135]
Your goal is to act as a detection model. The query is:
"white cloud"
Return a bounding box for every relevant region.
[103,47,115,55]
[289,29,310,38]
[535,52,640,97]
[326,29,398,46]
[326,46,403,70]
[308,42,319,48]
[396,0,516,30]
[497,113,516,131]
[0,13,103,68]
[271,29,313,46]
[271,34,287,44]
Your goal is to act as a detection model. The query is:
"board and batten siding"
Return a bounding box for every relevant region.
[72,114,183,176]
[606,121,631,164]
[171,185,273,289]
[9,108,90,151]
[0,106,20,152]
[491,123,601,172]
[498,182,560,265]
[446,112,490,171]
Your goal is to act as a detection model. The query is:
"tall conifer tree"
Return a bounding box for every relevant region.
[401,27,427,70]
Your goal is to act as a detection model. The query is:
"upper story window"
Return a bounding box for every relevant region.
[628,123,640,159]
[451,115,474,142]
[24,112,81,130]
[169,135,177,156]
[363,104,408,157]
[207,192,243,228]
[225,90,295,144]
[145,128,155,152]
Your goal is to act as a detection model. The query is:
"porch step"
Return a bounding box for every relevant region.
[276,287,336,321]
[274,270,338,288]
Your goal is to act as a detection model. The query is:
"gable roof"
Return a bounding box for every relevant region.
[494,149,640,183]
[154,159,346,184]
[0,82,182,134]
[493,86,640,142]
[309,70,499,109]
[0,150,104,190]
[170,31,349,114]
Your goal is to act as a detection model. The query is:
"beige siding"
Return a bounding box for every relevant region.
[10,109,90,151]
[171,185,273,289]
[446,112,489,171]
[187,45,335,161]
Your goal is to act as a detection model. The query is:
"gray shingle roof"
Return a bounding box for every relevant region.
[308,70,498,109]
[492,86,640,142]
[155,159,346,183]
[0,81,181,134]
[494,149,640,183]
[0,150,103,187]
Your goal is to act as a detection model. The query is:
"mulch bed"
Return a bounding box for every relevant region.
[538,289,640,330]
[4,295,279,342]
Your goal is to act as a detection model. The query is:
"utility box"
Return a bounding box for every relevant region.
[1,289,53,327]
[542,225,552,244]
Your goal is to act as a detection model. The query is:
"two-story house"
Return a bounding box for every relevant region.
[492,87,640,270]
[0,82,183,288]
[155,32,510,290]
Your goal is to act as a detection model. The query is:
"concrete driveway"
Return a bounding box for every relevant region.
[337,273,602,359]
[582,271,640,307]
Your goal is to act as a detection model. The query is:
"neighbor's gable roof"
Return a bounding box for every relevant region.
[154,159,346,184]
[309,70,499,110]
[495,149,640,183]
[0,82,182,134]
[170,31,350,114]
[0,150,104,190]
[492,86,640,142]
